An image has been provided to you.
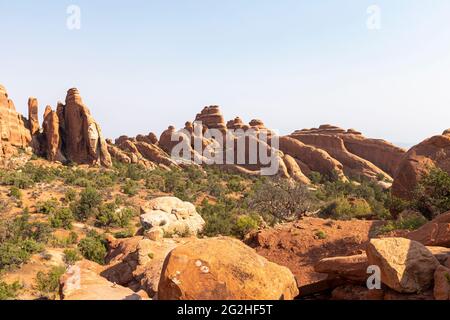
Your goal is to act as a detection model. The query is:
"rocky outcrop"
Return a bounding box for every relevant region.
[0,85,32,161]
[27,97,40,135]
[392,131,450,199]
[42,106,64,162]
[59,88,112,167]
[278,136,346,181]
[407,211,450,247]
[366,238,440,293]
[434,265,450,300]
[290,127,392,181]
[101,236,186,298]
[195,106,227,131]
[158,237,299,300]
[140,197,205,236]
[59,260,146,300]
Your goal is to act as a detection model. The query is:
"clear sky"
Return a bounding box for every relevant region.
[1,0,450,146]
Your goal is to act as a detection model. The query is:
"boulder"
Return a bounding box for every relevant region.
[158,237,299,300]
[434,265,450,300]
[366,238,440,293]
[140,197,205,236]
[407,211,450,247]
[59,260,144,300]
[392,133,450,199]
[314,254,369,282]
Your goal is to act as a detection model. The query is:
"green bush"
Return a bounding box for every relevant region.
[8,187,22,200]
[122,179,140,196]
[72,187,102,221]
[96,203,135,228]
[377,213,428,235]
[78,231,107,265]
[63,249,81,265]
[413,168,450,220]
[35,266,66,299]
[0,213,49,271]
[64,188,77,203]
[0,281,21,300]
[320,197,372,220]
[49,208,74,230]
[36,198,59,215]
[233,215,259,239]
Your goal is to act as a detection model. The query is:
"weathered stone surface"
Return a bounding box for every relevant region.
[42,106,65,162]
[366,238,440,293]
[140,197,205,236]
[102,236,183,298]
[314,254,369,282]
[61,88,112,167]
[59,260,144,300]
[393,133,450,199]
[0,85,32,160]
[27,97,40,135]
[158,237,299,300]
[434,265,450,300]
[407,211,450,247]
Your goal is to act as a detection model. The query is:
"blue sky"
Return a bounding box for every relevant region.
[1,1,450,146]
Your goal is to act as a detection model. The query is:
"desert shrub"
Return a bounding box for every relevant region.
[78,231,107,265]
[49,207,74,230]
[8,186,22,200]
[315,230,327,239]
[413,168,450,220]
[320,197,372,220]
[122,179,140,196]
[145,174,166,191]
[63,249,81,265]
[199,201,235,237]
[247,179,317,223]
[227,176,245,193]
[36,198,59,215]
[114,228,134,239]
[377,213,428,235]
[0,281,21,300]
[0,213,49,271]
[308,171,324,184]
[72,187,102,221]
[233,215,259,239]
[64,188,77,203]
[0,171,34,189]
[95,203,135,228]
[35,266,66,299]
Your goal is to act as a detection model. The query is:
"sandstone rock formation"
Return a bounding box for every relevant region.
[366,238,440,293]
[140,197,205,236]
[289,126,393,181]
[59,88,112,167]
[158,237,299,300]
[27,97,39,135]
[101,236,186,298]
[42,105,64,162]
[0,85,32,161]
[392,131,450,199]
[434,265,450,300]
[59,260,146,300]
[407,211,450,247]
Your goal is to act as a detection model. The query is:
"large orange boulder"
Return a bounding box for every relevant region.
[392,132,450,199]
[366,238,440,293]
[158,237,299,300]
